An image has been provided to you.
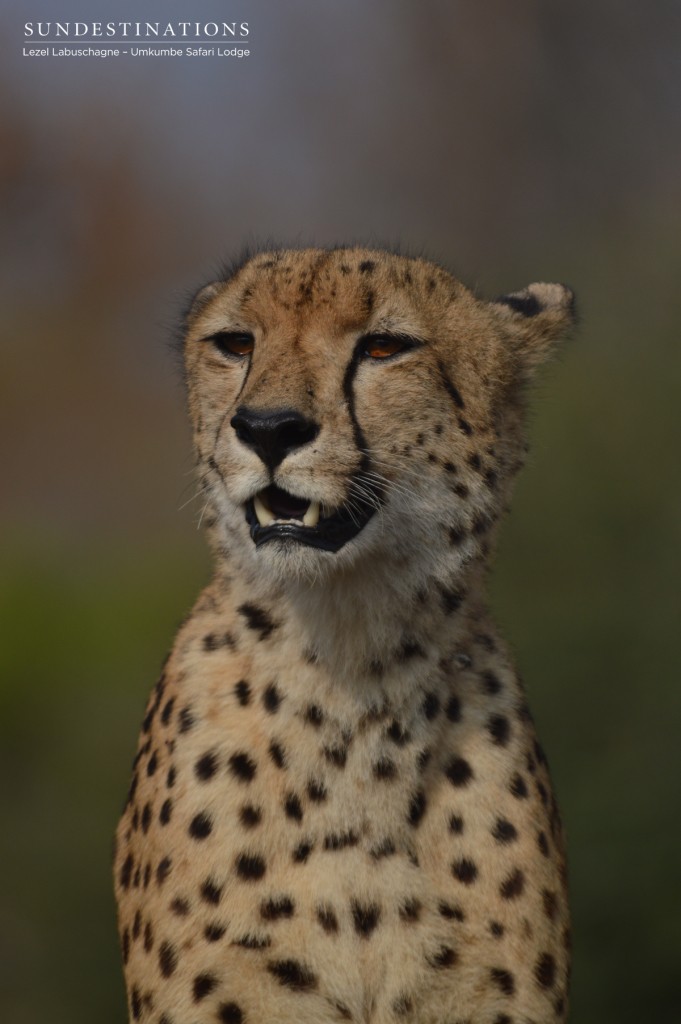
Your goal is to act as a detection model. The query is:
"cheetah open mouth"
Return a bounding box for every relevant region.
[245,484,378,552]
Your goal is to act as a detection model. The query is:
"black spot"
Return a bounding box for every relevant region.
[234,933,271,950]
[399,898,421,922]
[238,603,277,640]
[229,752,257,782]
[370,837,396,859]
[449,814,464,834]
[510,773,528,798]
[407,789,427,827]
[156,857,172,885]
[452,857,478,884]
[170,897,189,916]
[158,940,177,977]
[316,904,339,932]
[240,803,262,828]
[203,633,219,652]
[323,745,347,768]
[307,779,327,802]
[437,362,466,409]
[387,720,411,745]
[193,973,218,1002]
[373,757,396,780]
[397,638,425,661]
[490,967,515,995]
[119,853,134,890]
[166,765,176,788]
[359,259,375,273]
[485,469,499,489]
[537,831,550,857]
[235,853,266,880]
[324,830,358,851]
[351,900,380,937]
[132,909,141,939]
[440,586,464,614]
[492,818,518,844]
[159,799,172,825]
[487,714,511,746]
[267,958,318,991]
[284,793,303,822]
[449,525,465,545]
[200,879,222,905]
[131,986,141,1020]
[416,748,431,772]
[494,1016,512,1024]
[189,813,213,840]
[178,706,194,733]
[261,896,295,920]
[438,901,465,922]
[482,670,502,694]
[268,740,287,769]
[292,840,314,863]
[422,692,440,719]
[263,682,283,713]
[445,756,473,786]
[304,704,324,727]
[490,921,504,937]
[427,945,458,968]
[535,952,557,989]
[445,695,461,722]
[234,679,251,706]
[195,751,218,780]
[218,1003,244,1024]
[454,482,469,499]
[161,697,175,725]
[500,869,525,900]
[468,453,482,471]
[458,417,473,435]
[205,923,226,942]
[542,889,558,920]
[392,994,414,1016]
[141,802,152,833]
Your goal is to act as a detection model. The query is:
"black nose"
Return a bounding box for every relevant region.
[230,407,319,471]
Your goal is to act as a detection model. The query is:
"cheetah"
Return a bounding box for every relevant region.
[114,247,575,1024]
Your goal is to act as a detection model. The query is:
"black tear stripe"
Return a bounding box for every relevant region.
[437,361,466,410]
[341,342,386,504]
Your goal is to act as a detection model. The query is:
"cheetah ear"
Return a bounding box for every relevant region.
[491,282,577,376]
[184,281,223,325]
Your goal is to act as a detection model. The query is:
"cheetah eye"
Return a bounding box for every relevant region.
[206,331,255,359]
[360,333,419,360]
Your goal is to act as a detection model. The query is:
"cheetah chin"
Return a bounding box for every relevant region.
[245,483,379,552]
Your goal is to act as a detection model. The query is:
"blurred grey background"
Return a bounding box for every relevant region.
[1,1,680,1021]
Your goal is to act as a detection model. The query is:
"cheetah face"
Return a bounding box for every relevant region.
[183,249,574,583]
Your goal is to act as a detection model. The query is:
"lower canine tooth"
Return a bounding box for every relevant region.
[254,494,275,526]
[303,501,320,527]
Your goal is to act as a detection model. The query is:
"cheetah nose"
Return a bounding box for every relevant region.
[231,407,319,471]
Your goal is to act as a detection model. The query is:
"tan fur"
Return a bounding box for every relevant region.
[114,248,575,1024]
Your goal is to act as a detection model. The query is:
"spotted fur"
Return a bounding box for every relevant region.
[115,247,575,1023]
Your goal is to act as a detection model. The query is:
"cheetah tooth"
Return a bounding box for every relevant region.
[303,501,320,527]
[254,493,275,526]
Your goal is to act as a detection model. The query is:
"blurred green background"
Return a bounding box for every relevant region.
[1,1,680,1021]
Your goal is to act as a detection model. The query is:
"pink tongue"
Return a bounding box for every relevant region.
[266,486,310,520]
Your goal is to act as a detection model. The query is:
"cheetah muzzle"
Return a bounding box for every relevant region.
[115,248,576,1024]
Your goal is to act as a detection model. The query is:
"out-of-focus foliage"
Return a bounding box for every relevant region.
[1,2,679,1021]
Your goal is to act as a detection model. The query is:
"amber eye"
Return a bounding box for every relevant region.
[361,333,416,360]
[207,331,255,358]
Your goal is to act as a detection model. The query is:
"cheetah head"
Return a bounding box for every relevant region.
[182,248,574,587]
